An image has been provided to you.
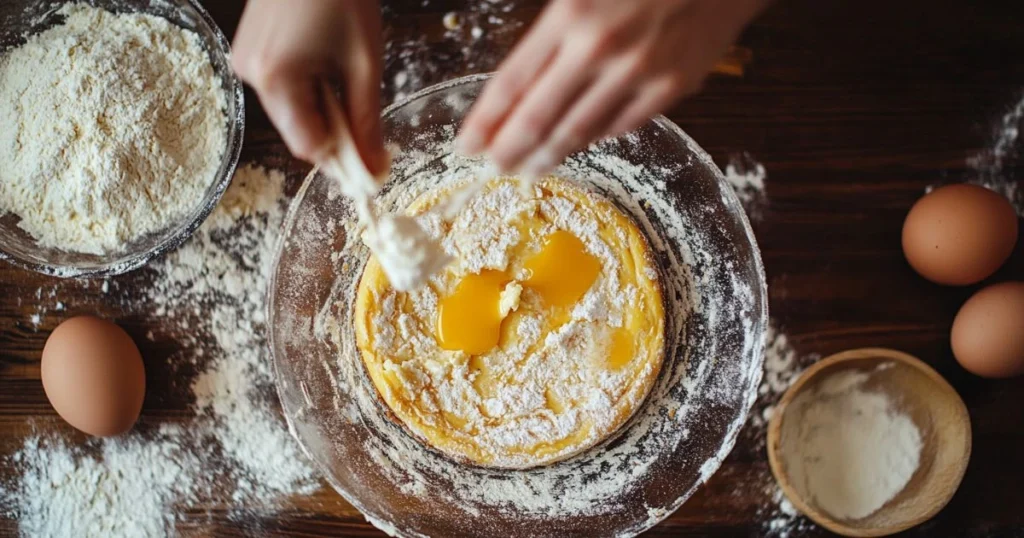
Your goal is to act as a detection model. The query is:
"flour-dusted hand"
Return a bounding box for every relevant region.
[457,0,770,174]
[232,0,388,174]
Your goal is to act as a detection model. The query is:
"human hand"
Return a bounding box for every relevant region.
[232,0,387,174]
[457,0,768,175]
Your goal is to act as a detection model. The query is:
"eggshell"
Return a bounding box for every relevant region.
[951,281,1024,378]
[40,316,146,436]
[902,184,1018,285]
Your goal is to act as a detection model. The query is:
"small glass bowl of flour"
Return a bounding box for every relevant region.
[0,0,243,277]
[768,348,971,537]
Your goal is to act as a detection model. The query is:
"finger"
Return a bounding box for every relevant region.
[256,74,331,162]
[486,49,595,172]
[519,64,636,175]
[605,76,686,138]
[456,5,564,156]
[341,51,388,176]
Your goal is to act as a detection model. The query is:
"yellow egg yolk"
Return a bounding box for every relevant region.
[437,270,510,355]
[523,230,601,309]
[436,230,602,356]
[607,327,635,370]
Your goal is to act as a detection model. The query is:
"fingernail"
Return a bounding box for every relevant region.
[520,149,558,177]
[455,132,484,157]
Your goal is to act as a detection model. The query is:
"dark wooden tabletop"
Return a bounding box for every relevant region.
[3,0,1024,536]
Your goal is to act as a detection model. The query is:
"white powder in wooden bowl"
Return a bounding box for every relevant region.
[780,367,922,521]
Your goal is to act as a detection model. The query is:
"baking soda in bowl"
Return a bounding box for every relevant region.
[779,365,922,521]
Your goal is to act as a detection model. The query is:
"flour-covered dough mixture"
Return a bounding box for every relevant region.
[0,4,228,254]
[355,177,665,469]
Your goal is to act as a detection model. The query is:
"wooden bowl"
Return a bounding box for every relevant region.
[766,348,971,537]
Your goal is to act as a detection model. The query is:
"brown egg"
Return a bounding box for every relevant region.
[902,184,1018,285]
[951,281,1024,378]
[40,316,146,436]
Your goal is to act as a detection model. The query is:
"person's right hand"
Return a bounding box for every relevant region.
[232,0,388,174]
[457,0,767,175]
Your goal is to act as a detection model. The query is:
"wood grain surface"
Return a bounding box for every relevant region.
[3,0,1024,536]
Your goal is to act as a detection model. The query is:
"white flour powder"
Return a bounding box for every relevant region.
[1,164,317,536]
[0,4,227,254]
[927,91,1024,215]
[780,367,922,520]
[744,324,817,537]
[150,164,317,501]
[9,426,197,537]
[723,153,768,221]
[725,158,766,204]
[968,93,1024,215]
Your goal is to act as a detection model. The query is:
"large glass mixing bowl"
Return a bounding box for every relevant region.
[0,0,243,277]
[270,74,767,537]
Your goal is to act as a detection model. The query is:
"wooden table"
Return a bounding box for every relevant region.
[3,0,1024,536]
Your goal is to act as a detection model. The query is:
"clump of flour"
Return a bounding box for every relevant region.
[0,4,228,254]
[8,426,198,537]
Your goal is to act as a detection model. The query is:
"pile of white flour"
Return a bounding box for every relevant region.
[0,4,227,254]
[0,164,317,536]
[780,367,922,520]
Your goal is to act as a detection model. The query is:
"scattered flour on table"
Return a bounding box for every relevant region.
[723,153,768,221]
[743,324,818,537]
[150,164,317,501]
[0,4,228,254]
[0,165,317,536]
[780,367,922,520]
[929,91,1024,214]
[724,155,816,535]
[383,0,523,104]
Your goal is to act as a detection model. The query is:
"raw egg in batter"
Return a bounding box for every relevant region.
[437,230,602,355]
[437,270,510,355]
[523,230,601,308]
